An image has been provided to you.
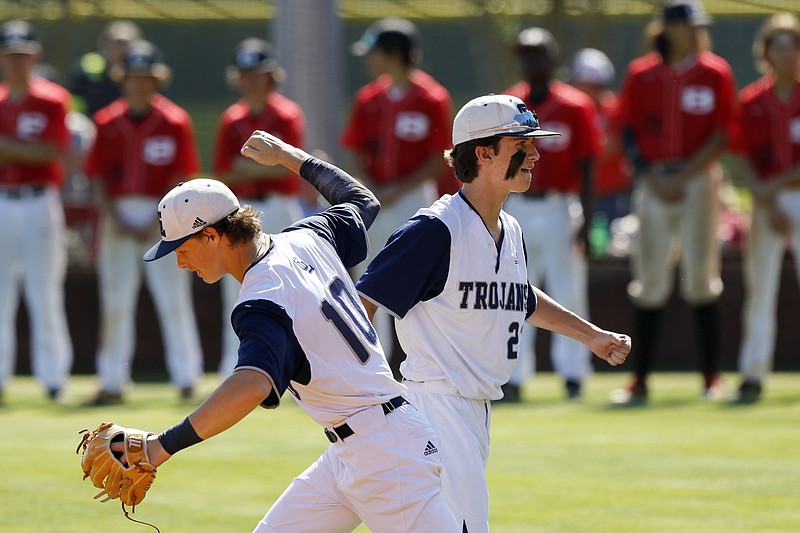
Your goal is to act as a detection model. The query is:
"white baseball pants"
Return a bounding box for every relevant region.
[219,194,304,377]
[253,401,460,533]
[627,166,723,308]
[95,203,203,393]
[738,189,800,382]
[0,187,72,392]
[503,193,592,386]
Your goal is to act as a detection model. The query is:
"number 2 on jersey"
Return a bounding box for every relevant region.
[321,277,378,364]
[507,322,520,359]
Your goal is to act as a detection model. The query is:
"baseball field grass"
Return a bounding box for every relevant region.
[1,372,798,533]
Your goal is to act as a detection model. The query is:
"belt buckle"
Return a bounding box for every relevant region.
[323,427,338,443]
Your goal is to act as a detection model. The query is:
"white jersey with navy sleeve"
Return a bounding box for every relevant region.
[357,191,537,400]
[232,204,405,427]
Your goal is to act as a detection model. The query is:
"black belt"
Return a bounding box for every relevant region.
[0,184,47,199]
[324,396,408,443]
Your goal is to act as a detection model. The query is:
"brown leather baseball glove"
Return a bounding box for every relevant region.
[76,422,157,507]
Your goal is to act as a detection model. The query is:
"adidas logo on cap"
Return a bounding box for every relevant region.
[191,217,206,230]
[423,440,438,456]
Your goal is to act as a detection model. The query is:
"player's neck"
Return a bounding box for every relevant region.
[461,183,504,243]
[772,72,799,101]
[229,232,270,283]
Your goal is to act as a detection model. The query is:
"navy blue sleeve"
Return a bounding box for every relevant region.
[282,204,369,269]
[356,214,451,319]
[231,299,310,408]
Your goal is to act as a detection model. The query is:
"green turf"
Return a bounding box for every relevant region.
[1,372,798,532]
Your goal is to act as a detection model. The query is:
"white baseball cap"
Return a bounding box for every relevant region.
[452,94,561,146]
[143,179,240,262]
[571,48,615,86]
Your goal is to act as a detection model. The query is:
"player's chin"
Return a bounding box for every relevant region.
[511,168,533,191]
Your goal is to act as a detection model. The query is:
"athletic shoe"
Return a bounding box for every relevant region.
[47,388,65,404]
[733,380,762,403]
[701,374,726,401]
[610,378,647,405]
[565,380,582,400]
[180,386,195,400]
[84,390,124,407]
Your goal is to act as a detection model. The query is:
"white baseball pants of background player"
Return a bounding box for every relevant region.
[95,198,203,393]
[503,192,592,388]
[253,401,460,533]
[626,166,723,308]
[0,187,72,394]
[738,189,800,383]
[351,181,438,364]
[219,194,304,377]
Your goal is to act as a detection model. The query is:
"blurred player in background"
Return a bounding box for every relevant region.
[68,20,141,118]
[612,0,737,404]
[569,47,633,248]
[140,131,460,533]
[502,27,601,400]
[343,17,453,374]
[0,20,73,403]
[732,13,800,403]
[357,94,631,532]
[85,39,204,405]
[214,37,306,377]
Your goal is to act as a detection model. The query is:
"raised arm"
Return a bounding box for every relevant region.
[240,130,380,228]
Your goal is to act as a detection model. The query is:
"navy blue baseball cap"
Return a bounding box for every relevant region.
[351,17,419,59]
[661,0,711,26]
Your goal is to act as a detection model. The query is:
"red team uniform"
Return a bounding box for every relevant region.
[502,79,601,391]
[615,46,737,400]
[87,91,204,399]
[341,70,451,187]
[213,92,303,199]
[0,76,73,398]
[733,75,800,390]
[213,90,306,376]
[595,91,632,205]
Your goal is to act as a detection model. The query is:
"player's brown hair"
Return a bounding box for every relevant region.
[205,204,262,247]
[644,20,711,61]
[444,137,501,183]
[753,12,800,75]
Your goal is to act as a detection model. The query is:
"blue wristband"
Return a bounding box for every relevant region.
[158,417,203,456]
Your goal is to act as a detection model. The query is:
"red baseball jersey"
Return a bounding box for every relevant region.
[341,70,453,185]
[505,80,601,194]
[0,77,70,186]
[87,93,201,198]
[214,92,305,198]
[595,91,632,196]
[732,76,800,181]
[617,51,737,163]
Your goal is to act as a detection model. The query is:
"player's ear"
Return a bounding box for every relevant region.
[475,145,493,162]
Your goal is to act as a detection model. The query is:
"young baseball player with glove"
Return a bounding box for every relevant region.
[78,130,460,532]
[356,94,631,533]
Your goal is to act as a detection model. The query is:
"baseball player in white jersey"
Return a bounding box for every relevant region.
[357,94,631,532]
[135,131,459,532]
